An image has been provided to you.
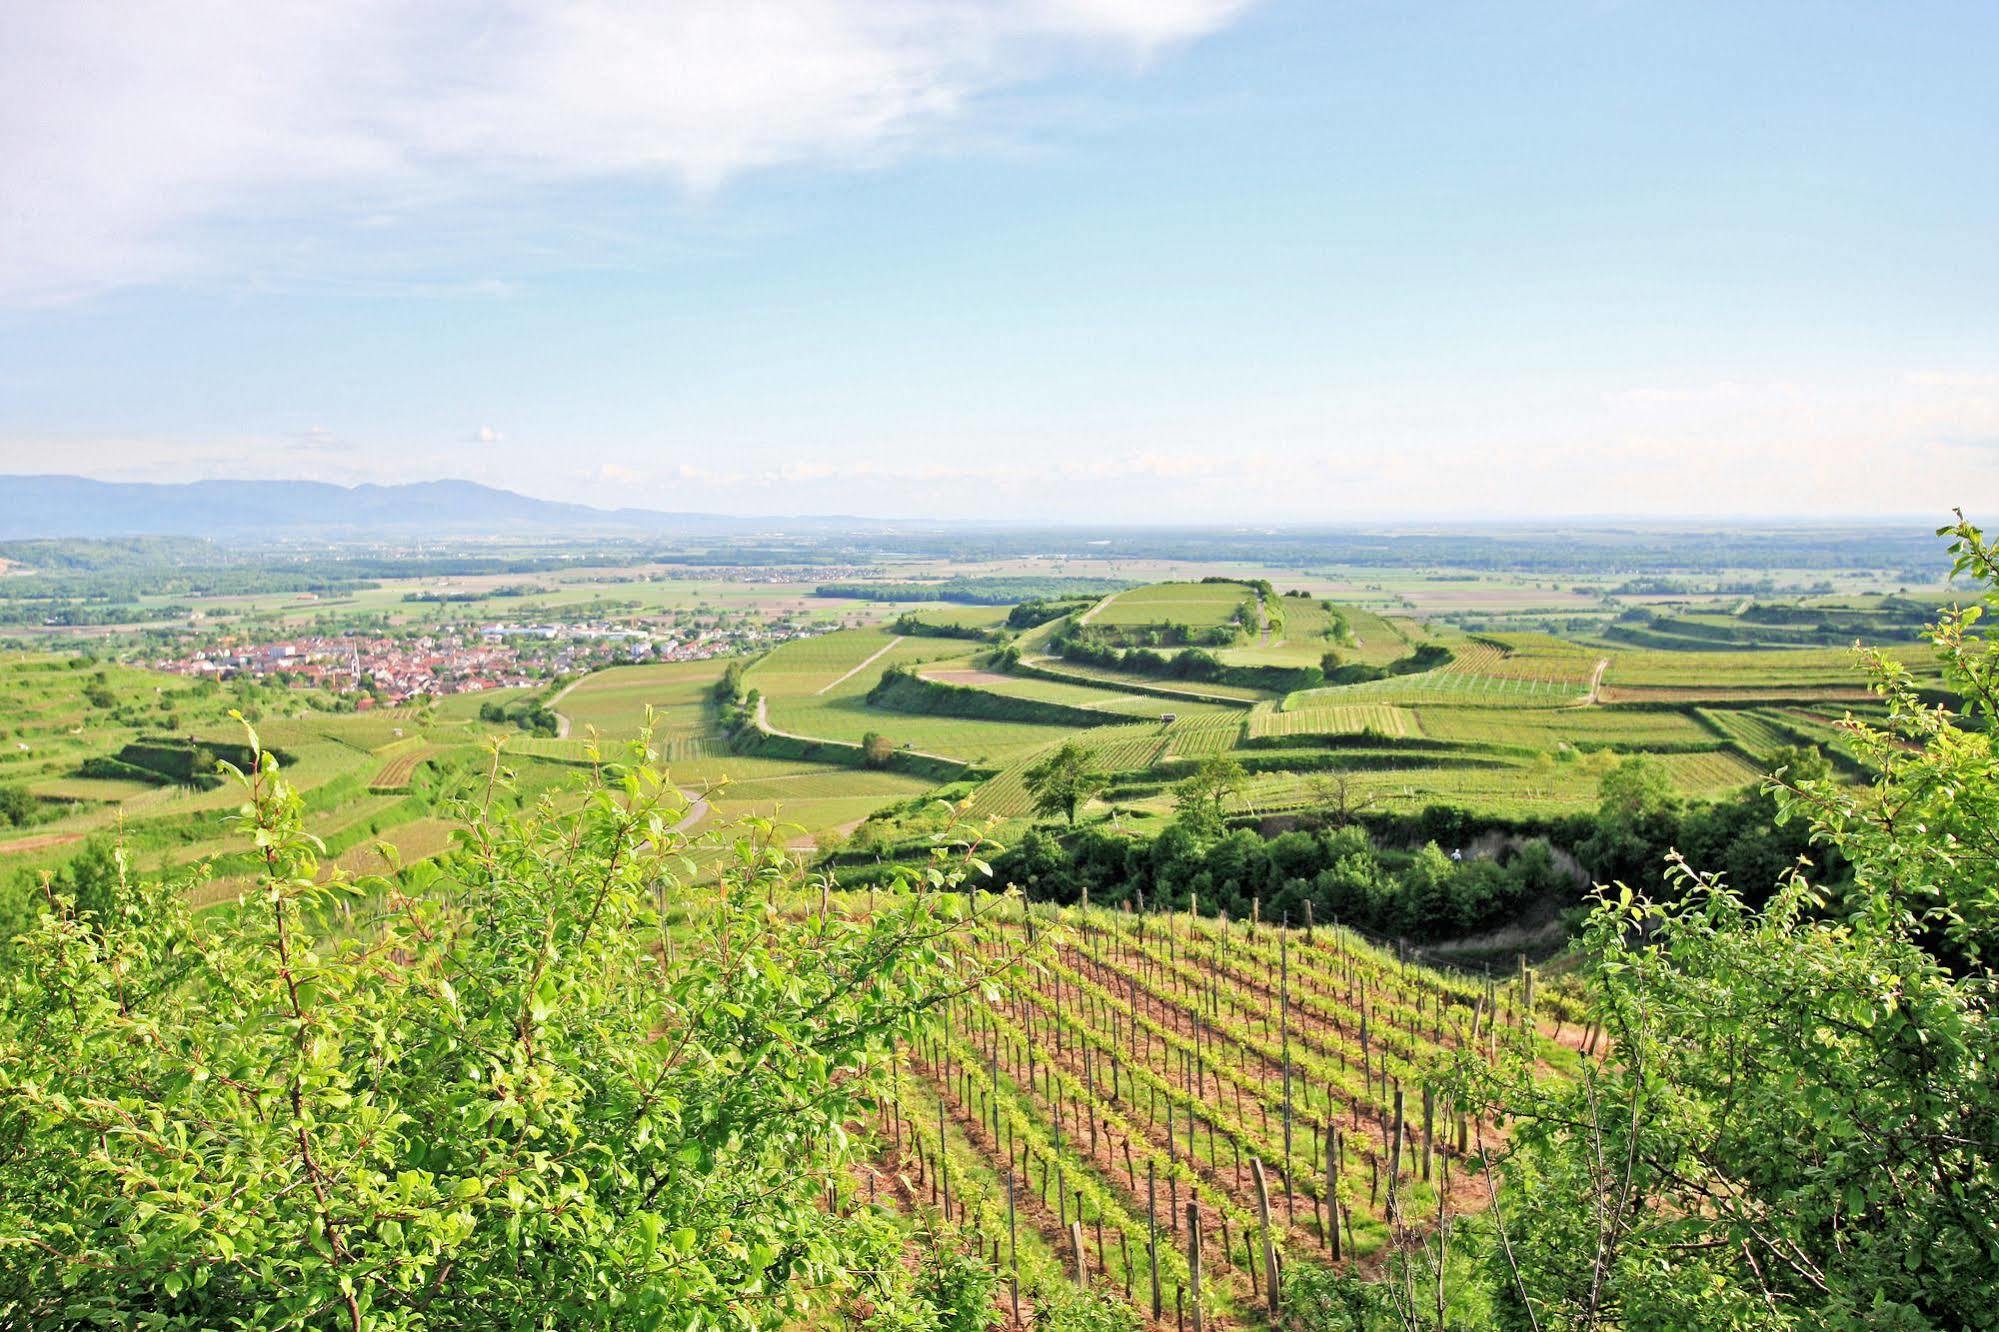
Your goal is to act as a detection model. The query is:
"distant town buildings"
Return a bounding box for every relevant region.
[152,617,818,702]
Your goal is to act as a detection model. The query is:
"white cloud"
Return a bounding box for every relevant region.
[473,426,504,444]
[0,0,1252,304]
[593,462,646,486]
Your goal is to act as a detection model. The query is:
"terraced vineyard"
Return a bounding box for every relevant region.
[969,726,1177,820]
[1695,707,1811,756]
[1652,749,1768,792]
[1094,581,1253,630]
[2,574,1927,904]
[878,901,1571,1327]
[367,740,441,792]
[1412,705,1713,750]
[1163,714,1247,758]
[1247,704,1418,741]
[721,587,1909,841]
[1283,636,1597,712]
[1234,757,1607,819]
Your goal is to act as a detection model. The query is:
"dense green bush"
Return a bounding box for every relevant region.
[0,784,38,827]
[1423,513,1999,1330]
[891,613,993,642]
[0,725,1016,1328]
[990,819,1568,942]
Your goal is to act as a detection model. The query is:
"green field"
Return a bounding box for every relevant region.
[1,569,1932,901]
[1248,702,1420,740]
[1090,580,1250,629]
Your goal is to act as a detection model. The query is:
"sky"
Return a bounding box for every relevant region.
[1,0,1996,524]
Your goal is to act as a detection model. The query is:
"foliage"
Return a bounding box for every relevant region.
[1021,741,1109,827]
[0,722,1014,1329]
[991,818,1569,941]
[1574,749,1832,904]
[0,783,36,827]
[891,613,993,643]
[1456,511,1999,1330]
[1004,599,1093,631]
[862,730,897,768]
[1172,752,1246,837]
[1031,1285,1141,1332]
[476,697,559,737]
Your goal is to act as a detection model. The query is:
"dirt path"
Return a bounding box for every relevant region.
[1577,657,1609,707]
[0,830,85,857]
[786,816,865,853]
[548,675,589,738]
[819,636,903,695]
[670,790,709,836]
[1078,590,1122,625]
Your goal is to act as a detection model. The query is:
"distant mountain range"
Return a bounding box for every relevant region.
[0,476,892,541]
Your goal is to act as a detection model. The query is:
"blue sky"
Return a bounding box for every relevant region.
[2,0,1995,522]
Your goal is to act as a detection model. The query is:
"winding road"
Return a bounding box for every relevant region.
[1580,657,1610,706]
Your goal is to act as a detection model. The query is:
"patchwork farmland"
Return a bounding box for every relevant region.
[0,575,1932,902]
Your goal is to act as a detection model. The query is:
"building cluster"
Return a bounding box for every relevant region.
[152,618,819,702]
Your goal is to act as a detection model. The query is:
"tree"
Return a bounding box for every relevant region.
[1023,740,1109,827]
[860,730,896,768]
[0,724,1020,1328]
[1574,754,1683,891]
[1305,771,1374,828]
[1174,753,1246,837]
[1595,754,1676,823]
[1456,512,1999,1331]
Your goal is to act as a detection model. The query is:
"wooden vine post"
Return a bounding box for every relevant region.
[1185,1203,1205,1332]
[1324,1118,1342,1261]
[1388,1087,1406,1223]
[1281,924,1294,1225]
[1007,1167,1021,1326]
[1250,1157,1281,1315]
[1148,1160,1163,1318]
[1069,1221,1088,1290]
[938,1098,949,1220]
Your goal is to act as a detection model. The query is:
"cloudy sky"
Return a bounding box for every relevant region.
[2,0,1995,522]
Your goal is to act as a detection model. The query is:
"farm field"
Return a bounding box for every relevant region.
[877,898,1574,1328]
[1247,704,1419,742]
[918,666,1227,720]
[553,658,727,736]
[1021,655,1271,704]
[752,630,1083,763]
[1598,647,1884,691]
[2,564,1935,911]
[1092,581,1253,630]
[699,583,1910,841]
[1067,589,1889,820]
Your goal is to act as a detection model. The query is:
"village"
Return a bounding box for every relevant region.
[149,615,823,702]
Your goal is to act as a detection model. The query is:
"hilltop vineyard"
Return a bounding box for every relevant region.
[864,898,1577,1328]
